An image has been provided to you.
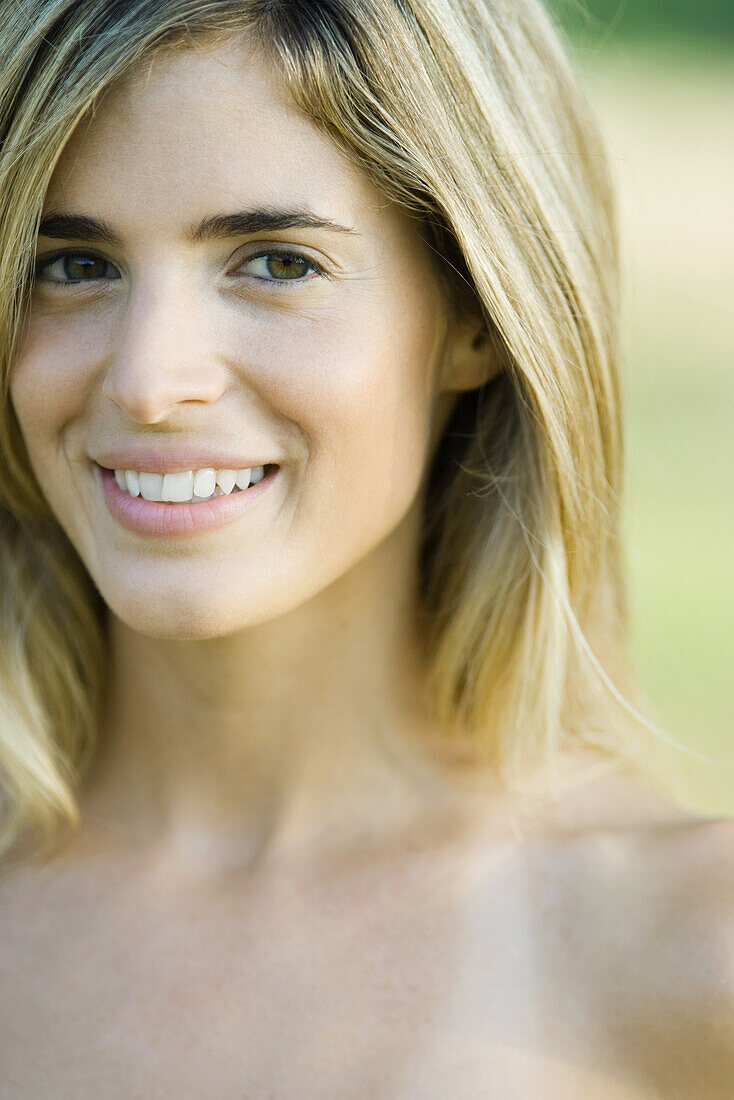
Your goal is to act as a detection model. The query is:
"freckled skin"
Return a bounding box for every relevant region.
[6,35,730,1099]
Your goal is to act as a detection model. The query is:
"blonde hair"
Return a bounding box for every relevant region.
[0,0,699,866]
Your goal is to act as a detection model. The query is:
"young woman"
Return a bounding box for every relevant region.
[1,0,732,1095]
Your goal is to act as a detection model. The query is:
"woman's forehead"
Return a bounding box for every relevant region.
[44,36,382,235]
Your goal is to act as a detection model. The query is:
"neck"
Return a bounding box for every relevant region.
[78,502,503,879]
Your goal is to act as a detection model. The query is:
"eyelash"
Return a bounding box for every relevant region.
[32,247,328,289]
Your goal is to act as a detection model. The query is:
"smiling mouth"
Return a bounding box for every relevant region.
[99,463,279,504]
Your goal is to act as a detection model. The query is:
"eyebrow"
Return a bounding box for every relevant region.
[37,209,360,246]
[192,209,360,241]
[38,214,122,247]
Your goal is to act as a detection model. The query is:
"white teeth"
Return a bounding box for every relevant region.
[215,468,237,494]
[124,469,140,497]
[138,472,164,502]
[192,468,216,498]
[113,465,266,502]
[162,471,195,502]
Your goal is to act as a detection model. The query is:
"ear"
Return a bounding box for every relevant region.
[439,311,505,394]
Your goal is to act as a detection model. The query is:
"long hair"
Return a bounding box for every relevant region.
[0,0,695,865]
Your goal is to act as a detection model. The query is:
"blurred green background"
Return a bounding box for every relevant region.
[552,3,734,812]
[556,0,734,43]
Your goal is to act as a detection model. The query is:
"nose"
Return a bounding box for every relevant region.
[101,271,226,424]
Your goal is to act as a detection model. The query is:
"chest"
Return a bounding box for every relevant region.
[0,914,630,1098]
[0,846,730,1099]
[0,869,518,1095]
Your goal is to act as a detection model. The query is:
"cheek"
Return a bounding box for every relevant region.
[11,309,104,447]
[233,294,440,521]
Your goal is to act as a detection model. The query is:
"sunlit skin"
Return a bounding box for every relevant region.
[5,31,731,1096]
[10,35,505,880]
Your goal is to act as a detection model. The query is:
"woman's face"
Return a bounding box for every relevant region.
[11,36,465,637]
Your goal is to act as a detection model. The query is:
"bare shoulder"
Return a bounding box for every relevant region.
[500,761,734,1097]
[531,758,734,889]
[517,757,734,958]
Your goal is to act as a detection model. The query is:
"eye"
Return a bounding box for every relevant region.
[34,250,120,284]
[235,249,326,286]
[32,247,326,287]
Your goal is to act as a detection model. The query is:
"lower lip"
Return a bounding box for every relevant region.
[97,464,280,537]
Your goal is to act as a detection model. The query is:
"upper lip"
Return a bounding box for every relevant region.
[93,447,279,474]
